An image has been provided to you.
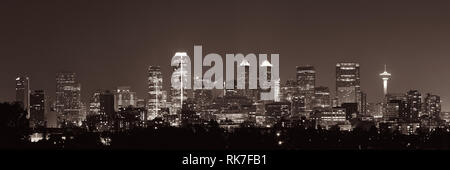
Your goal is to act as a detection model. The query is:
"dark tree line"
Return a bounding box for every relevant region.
[1,102,450,150]
[0,102,29,149]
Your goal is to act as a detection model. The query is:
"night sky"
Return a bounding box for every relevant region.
[1,0,450,110]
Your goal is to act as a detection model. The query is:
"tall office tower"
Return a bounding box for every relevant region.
[358,91,367,115]
[313,86,331,108]
[30,90,45,128]
[385,93,407,120]
[79,102,87,122]
[170,53,189,115]
[148,66,166,119]
[260,59,275,101]
[280,79,298,102]
[384,102,400,121]
[89,90,102,115]
[193,76,213,111]
[336,63,361,108]
[274,79,281,102]
[291,96,306,116]
[406,90,421,122]
[115,86,136,110]
[100,91,115,115]
[193,88,213,111]
[379,65,391,96]
[296,66,316,110]
[238,59,258,101]
[15,76,30,118]
[424,93,441,120]
[56,72,82,126]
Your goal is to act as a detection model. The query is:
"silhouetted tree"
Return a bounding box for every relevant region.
[0,102,29,148]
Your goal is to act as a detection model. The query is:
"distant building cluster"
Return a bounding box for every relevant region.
[14,61,449,135]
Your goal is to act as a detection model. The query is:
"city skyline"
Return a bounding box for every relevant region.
[2,0,450,111]
[4,62,447,110]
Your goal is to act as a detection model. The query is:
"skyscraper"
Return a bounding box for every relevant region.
[336,63,360,107]
[56,72,82,126]
[406,90,421,122]
[280,79,298,102]
[313,86,331,108]
[100,91,115,115]
[15,76,30,118]
[260,59,276,101]
[238,59,258,101]
[148,66,166,119]
[296,66,316,110]
[115,86,136,110]
[89,90,102,115]
[424,93,441,120]
[30,90,45,128]
[379,65,391,96]
[385,93,407,121]
[170,53,190,116]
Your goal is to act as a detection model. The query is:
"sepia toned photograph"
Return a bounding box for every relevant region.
[1,0,449,168]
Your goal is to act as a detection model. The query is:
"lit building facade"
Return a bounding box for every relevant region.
[115,86,136,110]
[319,107,348,129]
[280,79,298,102]
[406,90,421,122]
[89,90,102,115]
[313,86,331,108]
[335,63,360,107]
[424,93,441,120]
[56,72,82,126]
[366,102,383,119]
[170,56,189,115]
[296,66,315,111]
[15,76,30,117]
[30,90,45,128]
[148,66,166,119]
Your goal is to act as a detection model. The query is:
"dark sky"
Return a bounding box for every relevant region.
[1,0,450,110]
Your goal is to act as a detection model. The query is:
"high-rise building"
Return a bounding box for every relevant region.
[280,79,298,102]
[424,93,441,120]
[260,59,276,101]
[56,72,82,126]
[406,90,421,122]
[238,59,258,101]
[115,86,136,110]
[313,86,331,108]
[15,76,30,117]
[366,102,383,118]
[384,102,400,121]
[100,91,115,116]
[30,90,45,128]
[170,52,190,117]
[379,65,391,96]
[291,96,306,117]
[89,90,102,115]
[193,88,213,111]
[148,66,166,119]
[336,63,361,109]
[296,66,315,110]
[358,91,367,115]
